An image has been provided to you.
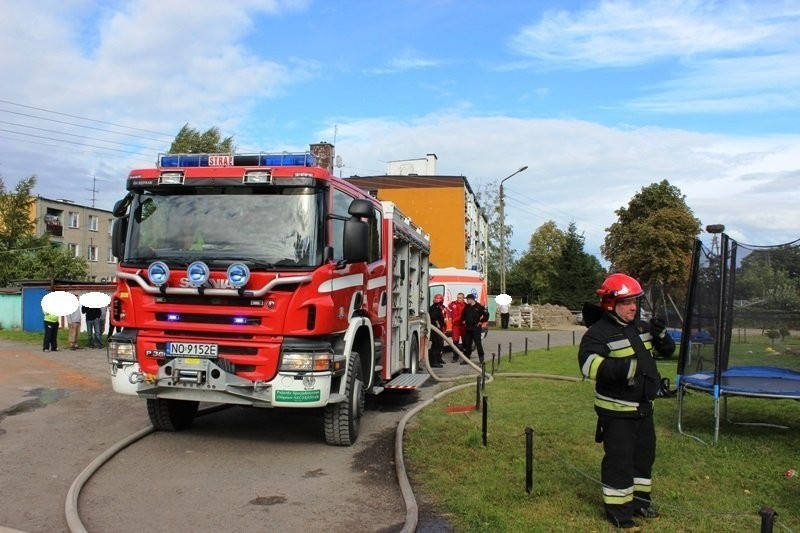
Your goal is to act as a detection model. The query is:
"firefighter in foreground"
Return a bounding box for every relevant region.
[578,273,674,529]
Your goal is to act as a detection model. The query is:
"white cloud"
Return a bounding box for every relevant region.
[510,1,796,68]
[366,48,442,75]
[332,114,800,257]
[508,1,800,114]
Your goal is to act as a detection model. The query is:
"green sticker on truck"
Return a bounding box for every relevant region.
[275,390,321,402]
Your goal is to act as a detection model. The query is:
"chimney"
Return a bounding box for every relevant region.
[310,142,335,173]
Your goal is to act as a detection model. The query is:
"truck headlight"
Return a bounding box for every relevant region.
[280,352,333,372]
[109,341,136,363]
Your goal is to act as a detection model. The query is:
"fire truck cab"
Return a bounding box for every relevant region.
[107,151,430,445]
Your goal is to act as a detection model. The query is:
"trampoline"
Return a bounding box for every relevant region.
[676,232,800,443]
[681,366,800,398]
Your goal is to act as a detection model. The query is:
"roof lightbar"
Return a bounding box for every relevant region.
[158,152,317,168]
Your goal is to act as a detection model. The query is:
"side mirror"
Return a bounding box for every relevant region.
[113,192,134,217]
[348,198,374,218]
[112,216,128,259]
[343,218,368,263]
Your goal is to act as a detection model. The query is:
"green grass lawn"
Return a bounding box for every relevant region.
[405,343,800,532]
[0,328,105,349]
[4,328,799,531]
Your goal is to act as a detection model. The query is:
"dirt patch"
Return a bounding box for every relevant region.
[508,304,578,329]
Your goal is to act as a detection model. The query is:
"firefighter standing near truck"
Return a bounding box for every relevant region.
[428,294,447,368]
[578,273,674,529]
[460,293,488,364]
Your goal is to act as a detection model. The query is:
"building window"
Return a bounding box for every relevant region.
[88,215,99,232]
[68,212,79,228]
[108,218,114,236]
[67,243,79,257]
[107,248,116,263]
[44,212,63,237]
[88,245,98,262]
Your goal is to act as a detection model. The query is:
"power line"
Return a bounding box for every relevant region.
[0,98,175,138]
[0,119,155,151]
[0,127,160,156]
[0,108,171,144]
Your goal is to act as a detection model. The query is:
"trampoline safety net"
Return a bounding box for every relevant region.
[677,233,800,442]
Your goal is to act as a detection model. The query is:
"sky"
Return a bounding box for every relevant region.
[1,0,799,263]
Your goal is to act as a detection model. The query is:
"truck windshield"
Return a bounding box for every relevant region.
[124,188,323,267]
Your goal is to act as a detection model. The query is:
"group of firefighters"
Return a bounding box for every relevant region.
[428,291,489,368]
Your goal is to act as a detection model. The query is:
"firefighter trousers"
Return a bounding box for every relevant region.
[598,414,655,525]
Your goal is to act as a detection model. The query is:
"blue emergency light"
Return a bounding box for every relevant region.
[158,152,317,168]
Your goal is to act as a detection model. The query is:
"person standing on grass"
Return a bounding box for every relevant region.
[578,273,674,529]
[447,292,466,361]
[460,293,488,364]
[67,303,82,350]
[43,310,59,352]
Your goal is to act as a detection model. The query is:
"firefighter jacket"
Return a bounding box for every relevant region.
[429,303,448,331]
[462,303,488,330]
[447,301,465,325]
[578,312,674,418]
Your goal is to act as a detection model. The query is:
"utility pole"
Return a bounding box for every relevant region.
[499,165,528,294]
[88,174,98,208]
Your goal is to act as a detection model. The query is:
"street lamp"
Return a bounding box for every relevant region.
[499,165,528,294]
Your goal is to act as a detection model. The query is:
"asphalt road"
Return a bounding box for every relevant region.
[0,327,585,533]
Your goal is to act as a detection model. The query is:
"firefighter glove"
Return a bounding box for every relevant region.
[650,316,667,339]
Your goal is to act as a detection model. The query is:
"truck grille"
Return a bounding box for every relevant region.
[156,312,262,326]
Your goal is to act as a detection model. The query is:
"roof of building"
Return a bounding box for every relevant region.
[36,196,112,214]
[345,174,485,213]
[346,174,468,189]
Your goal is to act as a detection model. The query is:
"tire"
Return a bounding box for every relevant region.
[147,398,199,431]
[324,352,364,446]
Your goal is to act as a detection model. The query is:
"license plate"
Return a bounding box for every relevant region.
[166,342,218,358]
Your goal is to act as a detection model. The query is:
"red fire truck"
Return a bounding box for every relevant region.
[107,151,431,445]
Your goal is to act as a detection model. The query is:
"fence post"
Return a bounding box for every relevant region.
[508,342,512,362]
[525,427,534,494]
[547,333,551,351]
[476,375,482,409]
[759,505,777,533]
[525,337,528,354]
[482,396,488,447]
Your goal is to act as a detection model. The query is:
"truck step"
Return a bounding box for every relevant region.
[384,372,430,390]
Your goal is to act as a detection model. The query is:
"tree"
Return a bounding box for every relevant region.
[475,180,514,294]
[0,175,38,251]
[508,221,566,303]
[549,222,607,309]
[602,180,700,294]
[169,124,234,153]
[0,175,88,286]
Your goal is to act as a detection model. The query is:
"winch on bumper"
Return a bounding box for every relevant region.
[134,357,336,408]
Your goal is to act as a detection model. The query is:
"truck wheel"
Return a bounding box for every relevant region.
[147,398,198,431]
[324,352,364,446]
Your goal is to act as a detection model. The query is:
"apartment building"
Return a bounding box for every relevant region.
[345,154,489,272]
[32,196,117,282]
